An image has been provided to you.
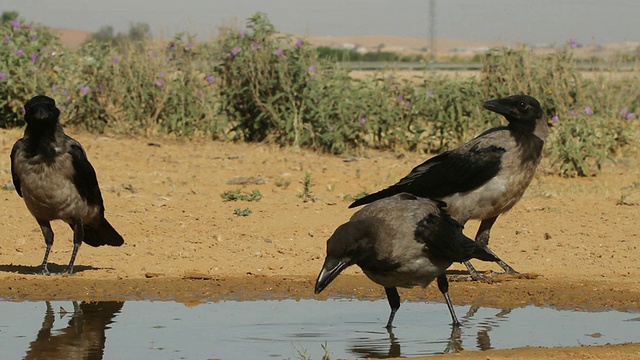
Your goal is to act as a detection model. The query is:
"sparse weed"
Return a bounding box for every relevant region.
[274,177,291,189]
[617,181,640,206]
[292,342,331,360]
[297,171,316,202]
[233,208,252,216]
[343,191,369,202]
[220,189,263,202]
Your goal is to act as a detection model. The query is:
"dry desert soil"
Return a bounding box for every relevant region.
[0,127,639,359]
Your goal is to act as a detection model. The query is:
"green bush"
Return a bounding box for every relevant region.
[70,34,220,136]
[1,12,638,177]
[214,13,319,145]
[0,15,67,127]
[480,45,639,176]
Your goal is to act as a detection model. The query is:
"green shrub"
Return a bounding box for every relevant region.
[0,16,67,127]
[480,45,639,176]
[1,12,638,177]
[72,34,221,136]
[221,189,262,202]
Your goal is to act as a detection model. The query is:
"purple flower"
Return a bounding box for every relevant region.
[10,20,20,29]
[404,101,411,109]
[295,39,303,49]
[206,75,215,84]
[16,49,24,56]
[3,34,9,43]
[250,41,261,50]
[568,110,577,117]
[427,90,435,97]
[0,72,6,82]
[620,108,636,120]
[80,86,90,95]
[29,52,37,63]
[168,43,177,51]
[551,115,559,124]
[154,79,165,88]
[231,46,242,56]
[275,48,283,56]
[238,30,245,38]
[397,95,404,102]
[52,85,58,93]
[359,115,366,125]
[30,35,37,41]
[158,72,166,78]
[584,106,593,115]
[309,64,316,73]
[112,56,120,64]
[569,38,577,49]
[27,24,33,31]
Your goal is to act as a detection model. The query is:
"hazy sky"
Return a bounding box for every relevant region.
[2,0,639,45]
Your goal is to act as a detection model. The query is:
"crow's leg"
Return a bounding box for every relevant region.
[36,220,54,275]
[437,274,460,326]
[384,287,401,329]
[63,222,84,274]
[465,216,518,278]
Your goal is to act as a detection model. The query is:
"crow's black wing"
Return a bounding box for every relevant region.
[68,140,104,210]
[10,139,24,198]
[350,143,506,208]
[414,206,496,263]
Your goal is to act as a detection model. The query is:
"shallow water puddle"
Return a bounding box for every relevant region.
[1,299,638,359]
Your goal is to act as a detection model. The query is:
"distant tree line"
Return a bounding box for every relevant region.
[86,22,152,46]
[316,46,427,62]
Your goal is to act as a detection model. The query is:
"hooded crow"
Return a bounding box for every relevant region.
[10,95,124,275]
[349,95,547,279]
[315,193,497,328]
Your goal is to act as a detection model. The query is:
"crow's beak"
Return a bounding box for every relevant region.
[314,257,350,294]
[482,99,512,118]
[33,106,49,120]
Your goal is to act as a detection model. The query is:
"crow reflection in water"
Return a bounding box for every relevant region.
[24,301,124,360]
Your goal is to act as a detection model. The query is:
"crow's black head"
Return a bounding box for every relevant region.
[24,95,60,126]
[314,220,374,294]
[483,95,543,133]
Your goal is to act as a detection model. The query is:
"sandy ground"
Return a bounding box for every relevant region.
[0,127,639,359]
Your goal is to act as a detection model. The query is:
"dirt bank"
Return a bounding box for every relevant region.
[1,128,638,359]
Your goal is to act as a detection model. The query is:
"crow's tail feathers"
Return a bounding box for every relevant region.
[469,245,498,262]
[349,187,400,208]
[83,219,124,247]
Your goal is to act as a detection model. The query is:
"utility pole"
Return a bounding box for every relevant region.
[429,0,436,62]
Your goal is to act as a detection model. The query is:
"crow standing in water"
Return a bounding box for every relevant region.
[315,193,497,328]
[350,95,548,280]
[10,95,124,275]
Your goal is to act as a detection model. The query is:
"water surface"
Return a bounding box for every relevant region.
[1,299,638,359]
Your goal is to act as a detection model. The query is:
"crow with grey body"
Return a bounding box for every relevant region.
[10,95,124,275]
[350,95,547,279]
[315,193,497,328]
